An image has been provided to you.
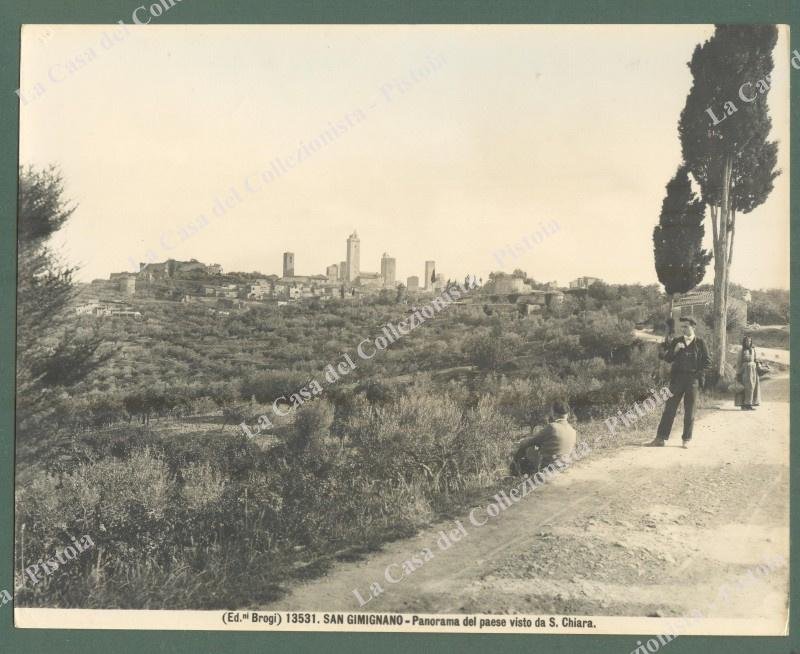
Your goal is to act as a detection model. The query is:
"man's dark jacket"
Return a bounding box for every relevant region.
[659,336,712,387]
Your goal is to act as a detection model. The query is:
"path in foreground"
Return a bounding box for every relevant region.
[264,377,789,621]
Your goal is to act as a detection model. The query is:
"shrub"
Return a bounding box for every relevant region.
[17,449,175,591]
[240,371,310,404]
[181,463,226,513]
[290,400,334,453]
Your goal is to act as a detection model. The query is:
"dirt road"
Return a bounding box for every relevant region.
[265,376,789,622]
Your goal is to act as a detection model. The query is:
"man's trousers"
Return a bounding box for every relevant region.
[656,373,699,441]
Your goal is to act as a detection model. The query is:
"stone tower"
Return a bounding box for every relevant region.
[283,252,295,278]
[381,253,396,287]
[346,231,360,283]
[424,260,435,290]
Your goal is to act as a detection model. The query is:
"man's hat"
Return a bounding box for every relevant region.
[679,317,697,327]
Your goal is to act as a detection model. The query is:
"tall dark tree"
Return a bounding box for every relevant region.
[678,24,779,381]
[652,164,712,318]
[17,165,106,457]
[395,282,407,304]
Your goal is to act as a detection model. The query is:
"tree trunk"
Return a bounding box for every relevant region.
[712,154,733,384]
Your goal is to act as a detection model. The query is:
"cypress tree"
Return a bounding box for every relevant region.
[678,24,779,382]
[653,164,712,318]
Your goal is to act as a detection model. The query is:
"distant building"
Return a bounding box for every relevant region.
[424,261,435,290]
[669,290,747,326]
[381,253,396,287]
[273,282,302,300]
[217,283,239,299]
[110,272,137,295]
[245,279,272,300]
[489,273,526,295]
[118,274,136,295]
[281,274,329,285]
[75,300,140,318]
[137,258,216,282]
[75,301,103,315]
[283,252,295,278]
[273,275,330,300]
[407,275,420,292]
[569,276,601,289]
[516,289,565,309]
[340,260,348,282]
[346,231,360,282]
[207,263,223,275]
[326,263,339,282]
[138,261,170,282]
[356,272,383,288]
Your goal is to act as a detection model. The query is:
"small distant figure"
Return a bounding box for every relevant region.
[736,336,761,410]
[649,317,711,449]
[510,400,576,476]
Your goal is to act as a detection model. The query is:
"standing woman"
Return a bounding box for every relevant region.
[737,336,761,410]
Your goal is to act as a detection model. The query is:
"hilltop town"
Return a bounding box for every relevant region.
[75,230,759,328]
[75,229,588,318]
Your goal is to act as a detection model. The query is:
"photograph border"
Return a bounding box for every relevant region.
[0,1,796,652]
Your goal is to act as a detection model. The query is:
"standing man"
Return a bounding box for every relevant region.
[649,317,712,449]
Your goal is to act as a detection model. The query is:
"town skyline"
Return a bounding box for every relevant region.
[121,228,447,291]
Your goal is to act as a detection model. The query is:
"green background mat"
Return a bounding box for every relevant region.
[0,1,796,652]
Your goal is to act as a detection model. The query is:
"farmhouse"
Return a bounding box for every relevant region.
[668,289,747,325]
[486,273,526,295]
[75,300,141,318]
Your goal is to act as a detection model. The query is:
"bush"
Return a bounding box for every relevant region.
[344,387,517,494]
[465,331,522,371]
[748,289,789,325]
[577,311,635,361]
[290,400,334,453]
[17,449,175,596]
[240,371,311,404]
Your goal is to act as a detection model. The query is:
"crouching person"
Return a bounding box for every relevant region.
[510,400,576,476]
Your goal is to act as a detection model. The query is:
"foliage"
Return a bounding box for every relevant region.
[679,25,779,210]
[747,288,789,325]
[16,166,107,458]
[653,164,712,296]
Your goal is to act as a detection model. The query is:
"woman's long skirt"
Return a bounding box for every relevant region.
[741,361,761,407]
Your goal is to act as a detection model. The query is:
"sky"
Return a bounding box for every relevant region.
[19,24,791,289]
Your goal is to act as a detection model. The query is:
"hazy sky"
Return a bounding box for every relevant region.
[19,24,790,289]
